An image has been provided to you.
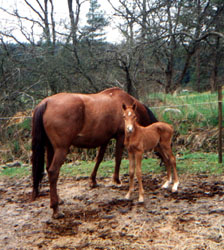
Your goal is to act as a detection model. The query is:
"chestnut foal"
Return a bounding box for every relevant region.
[122,103,179,202]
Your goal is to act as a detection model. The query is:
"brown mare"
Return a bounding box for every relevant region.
[31,87,158,218]
[122,103,179,202]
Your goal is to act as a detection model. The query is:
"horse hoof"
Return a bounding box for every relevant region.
[52,212,65,219]
[31,190,39,201]
[58,198,64,205]
[89,182,98,189]
[113,177,121,185]
[113,179,122,187]
[89,179,98,188]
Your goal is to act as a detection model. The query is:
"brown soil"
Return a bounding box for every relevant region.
[1,173,224,250]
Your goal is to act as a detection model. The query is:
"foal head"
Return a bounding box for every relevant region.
[122,103,137,134]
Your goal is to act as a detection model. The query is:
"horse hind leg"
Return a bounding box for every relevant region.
[113,134,125,185]
[46,143,64,205]
[46,141,54,172]
[47,148,68,219]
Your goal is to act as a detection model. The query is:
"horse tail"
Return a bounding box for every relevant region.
[31,102,48,200]
[143,104,158,124]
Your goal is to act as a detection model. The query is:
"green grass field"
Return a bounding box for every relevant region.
[0,151,223,179]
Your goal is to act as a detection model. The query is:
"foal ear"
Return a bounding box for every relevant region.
[132,102,137,111]
[122,103,127,110]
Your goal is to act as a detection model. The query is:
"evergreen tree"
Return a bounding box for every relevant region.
[83,0,109,42]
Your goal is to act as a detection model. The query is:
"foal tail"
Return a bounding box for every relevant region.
[31,102,48,200]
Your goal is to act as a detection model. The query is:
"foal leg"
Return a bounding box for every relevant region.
[157,145,172,190]
[125,152,135,200]
[169,151,179,192]
[47,148,67,219]
[135,152,144,202]
[89,143,108,188]
[159,144,179,192]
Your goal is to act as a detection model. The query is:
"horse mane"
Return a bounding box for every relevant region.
[143,104,158,124]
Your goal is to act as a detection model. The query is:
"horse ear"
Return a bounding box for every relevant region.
[122,103,127,110]
[132,102,137,111]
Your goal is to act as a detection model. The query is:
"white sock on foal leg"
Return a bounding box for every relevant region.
[172,181,179,192]
[162,177,172,189]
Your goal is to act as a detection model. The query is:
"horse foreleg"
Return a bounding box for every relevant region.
[47,148,67,219]
[125,152,135,200]
[113,135,125,185]
[135,152,144,202]
[89,143,108,188]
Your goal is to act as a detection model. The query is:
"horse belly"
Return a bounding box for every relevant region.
[72,126,116,148]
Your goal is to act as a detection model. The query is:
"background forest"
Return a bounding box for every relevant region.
[0,0,224,118]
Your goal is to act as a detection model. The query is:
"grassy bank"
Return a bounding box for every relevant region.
[0,151,223,179]
[148,90,224,134]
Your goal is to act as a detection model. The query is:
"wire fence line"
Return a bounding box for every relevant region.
[0,100,220,120]
[149,101,219,110]
[0,116,32,120]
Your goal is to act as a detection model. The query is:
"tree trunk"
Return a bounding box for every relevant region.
[196,47,201,92]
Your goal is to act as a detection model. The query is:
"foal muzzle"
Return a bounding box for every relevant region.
[126,125,134,133]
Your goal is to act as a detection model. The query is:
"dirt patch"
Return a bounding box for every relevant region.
[1,173,224,250]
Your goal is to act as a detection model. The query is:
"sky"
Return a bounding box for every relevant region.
[0,0,122,44]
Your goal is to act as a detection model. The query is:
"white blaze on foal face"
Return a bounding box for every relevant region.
[125,111,135,133]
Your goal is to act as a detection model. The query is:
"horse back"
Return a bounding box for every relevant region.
[153,122,174,143]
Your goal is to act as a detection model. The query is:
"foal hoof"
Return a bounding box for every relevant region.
[138,197,144,203]
[171,182,179,193]
[125,193,131,200]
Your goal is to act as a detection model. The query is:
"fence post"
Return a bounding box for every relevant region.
[218,85,223,163]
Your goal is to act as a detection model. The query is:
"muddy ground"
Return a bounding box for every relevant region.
[1,173,224,250]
